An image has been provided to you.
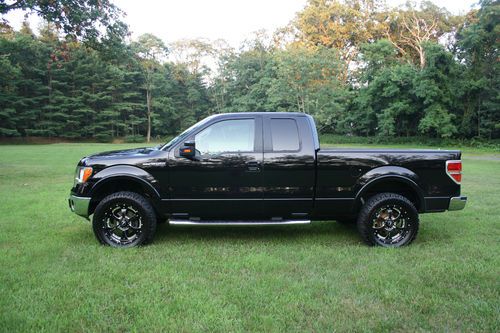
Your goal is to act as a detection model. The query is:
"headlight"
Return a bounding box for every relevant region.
[74,166,93,185]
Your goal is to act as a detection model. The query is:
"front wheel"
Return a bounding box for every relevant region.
[357,193,419,247]
[92,191,157,247]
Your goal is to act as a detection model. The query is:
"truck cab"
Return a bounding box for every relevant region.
[165,112,317,220]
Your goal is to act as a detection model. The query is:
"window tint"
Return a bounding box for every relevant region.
[271,118,300,151]
[195,119,255,155]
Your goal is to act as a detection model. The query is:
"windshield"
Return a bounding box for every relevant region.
[161,115,217,150]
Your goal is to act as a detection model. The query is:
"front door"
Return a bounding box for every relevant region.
[167,116,263,219]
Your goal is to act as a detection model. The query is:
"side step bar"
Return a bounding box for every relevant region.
[168,219,311,226]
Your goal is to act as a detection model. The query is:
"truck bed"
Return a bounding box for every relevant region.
[313,148,461,216]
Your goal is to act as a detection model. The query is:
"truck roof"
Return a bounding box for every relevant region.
[209,112,309,118]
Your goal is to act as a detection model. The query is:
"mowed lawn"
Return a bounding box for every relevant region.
[0,143,498,332]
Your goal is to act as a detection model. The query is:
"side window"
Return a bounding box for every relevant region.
[270,118,300,152]
[195,119,255,155]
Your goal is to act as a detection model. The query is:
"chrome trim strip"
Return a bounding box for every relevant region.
[169,220,311,226]
[141,162,167,167]
[448,196,467,211]
[68,195,91,218]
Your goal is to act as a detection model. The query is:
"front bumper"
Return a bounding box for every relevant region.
[69,194,91,218]
[448,196,467,211]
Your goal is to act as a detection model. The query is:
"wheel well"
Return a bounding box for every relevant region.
[88,178,158,216]
[358,180,422,212]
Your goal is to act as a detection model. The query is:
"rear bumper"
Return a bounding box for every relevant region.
[448,196,467,211]
[69,194,91,218]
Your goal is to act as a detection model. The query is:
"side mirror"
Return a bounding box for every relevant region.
[179,140,196,159]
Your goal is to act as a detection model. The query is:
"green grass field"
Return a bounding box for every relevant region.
[0,143,498,332]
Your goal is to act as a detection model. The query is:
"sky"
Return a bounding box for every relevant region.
[4,0,478,47]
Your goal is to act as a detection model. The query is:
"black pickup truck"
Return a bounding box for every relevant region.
[69,112,466,247]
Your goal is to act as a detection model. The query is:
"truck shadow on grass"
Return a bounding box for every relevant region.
[151,220,453,246]
[68,219,451,246]
[152,221,361,245]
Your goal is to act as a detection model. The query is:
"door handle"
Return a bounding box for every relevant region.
[246,161,261,172]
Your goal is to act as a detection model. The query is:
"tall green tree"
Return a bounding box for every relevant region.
[383,1,462,68]
[456,0,499,138]
[131,34,168,142]
[0,26,49,136]
[414,42,459,138]
[270,46,349,132]
[294,0,387,80]
[215,35,277,114]
[0,54,21,136]
[0,0,127,44]
[354,40,418,137]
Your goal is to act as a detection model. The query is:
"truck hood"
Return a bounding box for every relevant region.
[79,146,167,168]
[88,147,157,158]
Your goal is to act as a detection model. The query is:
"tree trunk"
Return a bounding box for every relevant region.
[418,46,426,69]
[477,98,481,138]
[146,88,152,143]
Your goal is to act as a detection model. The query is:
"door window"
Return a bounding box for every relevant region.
[195,119,255,155]
[270,118,300,151]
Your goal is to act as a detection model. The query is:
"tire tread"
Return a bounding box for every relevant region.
[92,191,157,247]
[356,192,419,247]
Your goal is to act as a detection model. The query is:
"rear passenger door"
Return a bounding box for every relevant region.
[261,115,316,219]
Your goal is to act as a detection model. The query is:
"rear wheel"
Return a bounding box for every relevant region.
[357,193,419,247]
[92,191,157,247]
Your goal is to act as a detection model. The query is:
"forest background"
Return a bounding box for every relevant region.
[0,0,498,146]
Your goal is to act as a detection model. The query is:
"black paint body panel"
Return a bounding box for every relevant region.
[71,112,462,220]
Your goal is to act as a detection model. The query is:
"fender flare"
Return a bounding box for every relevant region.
[89,165,162,201]
[353,166,426,211]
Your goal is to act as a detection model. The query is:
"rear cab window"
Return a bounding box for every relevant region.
[270,118,300,152]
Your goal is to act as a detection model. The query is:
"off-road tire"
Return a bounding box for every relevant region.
[357,192,419,247]
[92,191,157,247]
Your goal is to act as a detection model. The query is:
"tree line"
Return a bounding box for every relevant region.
[0,0,498,141]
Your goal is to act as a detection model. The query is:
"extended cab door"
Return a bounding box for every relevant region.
[167,116,264,219]
[261,114,316,219]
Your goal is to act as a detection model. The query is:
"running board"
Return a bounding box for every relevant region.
[168,219,311,226]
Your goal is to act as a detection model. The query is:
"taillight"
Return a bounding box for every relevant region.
[446,160,462,184]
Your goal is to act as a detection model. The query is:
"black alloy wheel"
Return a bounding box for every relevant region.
[357,193,419,247]
[92,191,157,247]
